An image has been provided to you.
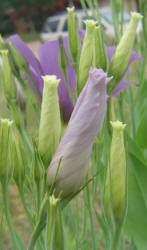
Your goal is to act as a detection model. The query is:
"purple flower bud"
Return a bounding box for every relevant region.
[47,68,112,197]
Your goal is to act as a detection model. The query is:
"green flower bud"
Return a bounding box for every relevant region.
[78,20,96,93]
[67,7,80,66]
[93,26,108,71]
[104,121,127,228]
[12,137,25,185]
[38,75,61,169]
[58,36,69,73]
[0,50,17,101]
[108,12,142,94]
[0,119,13,183]
[8,41,28,72]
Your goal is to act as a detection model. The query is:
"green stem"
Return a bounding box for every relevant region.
[63,70,75,106]
[36,182,41,216]
[128,87,136,139]
[80,0,89,18]
[27,196,47,250]
[120,0,124,36]
[19,126,33,155]
[18,185,33,226]
[27,70,42,100]
[86,185,96,250]
[1,183,20,250]
[27,220,46,250]
[118,93,125,123]
[111,0,120,44]
[110,228,122,250]
[81,190,87,239]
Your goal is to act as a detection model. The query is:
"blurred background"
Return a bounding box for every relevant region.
[0,0,139,38]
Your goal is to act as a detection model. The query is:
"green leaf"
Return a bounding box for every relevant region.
[125,154,147,250]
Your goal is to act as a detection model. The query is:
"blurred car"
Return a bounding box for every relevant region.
[40,6,142,42]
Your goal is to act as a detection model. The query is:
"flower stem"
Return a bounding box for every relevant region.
[36,182,41,216]
[63,70,75,106]
[1,182,20,250]
[27,219,46,250]
[18,185,33,226]
[128,86,136,139]
[86,184,96,250]
[110,227,122,250]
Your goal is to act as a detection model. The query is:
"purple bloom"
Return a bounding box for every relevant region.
[8,34,142,122]
[47,68,112,197]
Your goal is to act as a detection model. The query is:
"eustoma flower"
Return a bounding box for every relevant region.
[47,68,111,197]
[8,30,141,122]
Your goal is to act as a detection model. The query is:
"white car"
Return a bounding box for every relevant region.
[40,7,142,42]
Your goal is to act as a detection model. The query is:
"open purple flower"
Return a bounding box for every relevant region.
[47,68,112,197]
[8,34,141,122]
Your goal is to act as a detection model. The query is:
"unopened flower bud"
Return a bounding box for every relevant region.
[0,119,13,183]
[104,121,127,228]
[93,26,108,71]
[78,20,96,93]
[38,75,61,169]
[0,50,17,101]
[108,12,142,94]
[67,7,80,66]
[47,69,111,198]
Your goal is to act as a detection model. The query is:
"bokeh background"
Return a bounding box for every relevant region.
[0,0,139,37]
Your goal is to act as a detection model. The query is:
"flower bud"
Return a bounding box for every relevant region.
[108,12,142,94]
[47,69,111,198]
[12,137,25,185]
[38,75,61,169]
[93,26,108,71]
[8,41,28,72]
[104,121,126,228]
[0,50,17,101]
[0,119,13,183]
[78,20,96,93]
[67,7,80,66]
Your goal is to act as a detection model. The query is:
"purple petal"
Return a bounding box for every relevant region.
[7,34,43,75]
[128,50,142,65]
[105,46,115,63]
[47,68,112,197]
[38,36,76,123]
[111,78,133,96]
